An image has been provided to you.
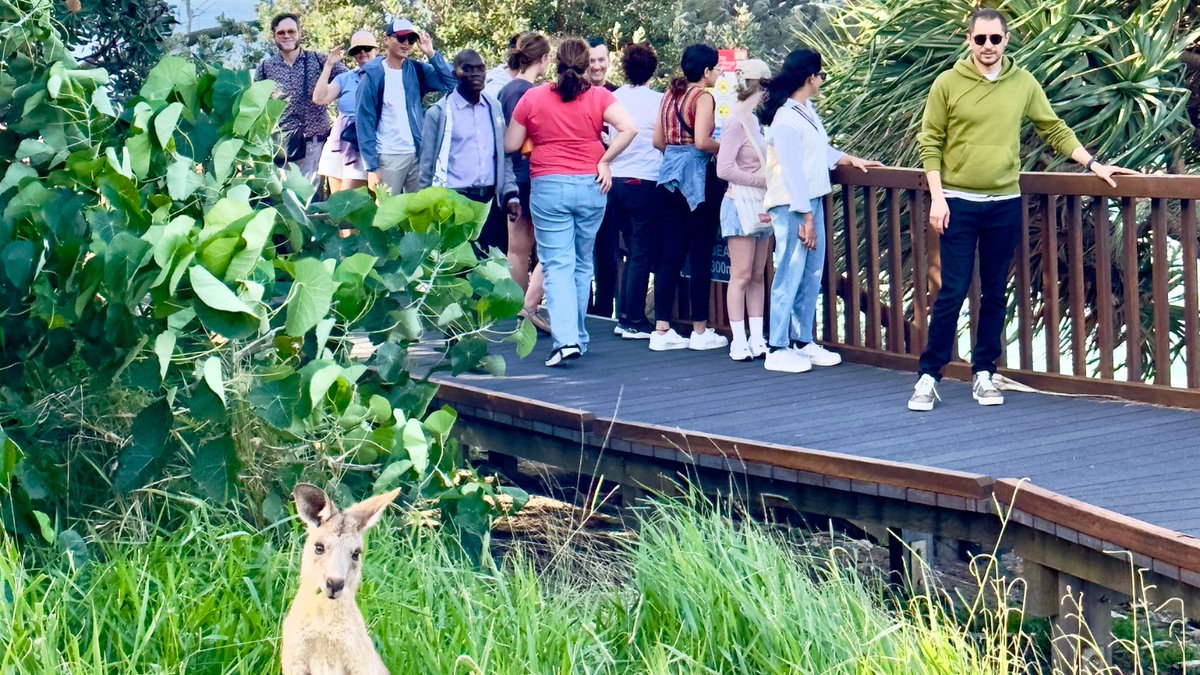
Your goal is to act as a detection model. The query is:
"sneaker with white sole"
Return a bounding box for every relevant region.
[729,342,754,362]
[908,374,940,411]
[796,342,842,367]
[649,329,689,351]
[972,371,1005,406]
[618,322,654,340]
[689,328,729,351]
[764,348,812,373]
[544,344,581,367]
[613,324,627,336]
[748,337,768,359]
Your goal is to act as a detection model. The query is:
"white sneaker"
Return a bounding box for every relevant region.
[764,348,812,373]
[796,342,842,367]
[748,337,768,359]
[649,329,689,351]
[729,342,753,362]
[908,374,940,411]
[689,328,729,351]
[972,372,1005,406]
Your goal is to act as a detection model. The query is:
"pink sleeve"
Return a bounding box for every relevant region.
[513,91,532,127]
[716,118,767,189]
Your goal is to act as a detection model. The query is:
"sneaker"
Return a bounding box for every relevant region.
[748,337,768,359]
[649,329,689,351]
[613,324,627,336]
[908,374,940,411]
[544,344,581,367]
[972,371,1005,406]
[729,342,754,362]
[618,322,654,340]
[796,342,842,367]
[764,348,812,373]
[689,328,729,351]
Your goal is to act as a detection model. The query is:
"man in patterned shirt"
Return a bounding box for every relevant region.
[255,13,347,197]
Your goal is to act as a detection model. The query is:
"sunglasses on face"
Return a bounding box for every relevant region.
[349,47,376,57]
[816,71,827,80]
[393,33,418,44]
[972,34,1004,46]
[275,29,297,37]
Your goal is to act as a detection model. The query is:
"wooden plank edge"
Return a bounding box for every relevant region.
[828,166,1200,200]
[433,379,595,432]
[593,417,994,501]
[994,479,1200,576]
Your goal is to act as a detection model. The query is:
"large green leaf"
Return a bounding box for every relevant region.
[285,258,336,337]
[247,372,306,430]
[212,138,243,184]
[224,208,276,282]
[188,265,255,315]
[0,428,22,491]
[233,80,276,137]
[140,56,198,106]
[1,240,39,291]
[190,434,240,503]
[153,102,184,149]
[401,419,429,476]
[113,398,177,493]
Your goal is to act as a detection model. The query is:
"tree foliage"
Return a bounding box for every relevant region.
[52,0,176,96]
[1,0,531,552]
[799,0,1200,171]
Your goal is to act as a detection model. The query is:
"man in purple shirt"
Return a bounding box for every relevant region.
[418,50,519,252]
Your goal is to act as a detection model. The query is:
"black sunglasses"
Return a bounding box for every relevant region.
[972,33,1004,46]
[349,46,376,56]
[393,33,419,44]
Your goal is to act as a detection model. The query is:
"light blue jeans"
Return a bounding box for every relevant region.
[768,200,826,349]
[530,174,608,350]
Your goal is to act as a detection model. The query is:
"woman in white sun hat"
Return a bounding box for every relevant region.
[314,30,379,193]
[716,58,772,362]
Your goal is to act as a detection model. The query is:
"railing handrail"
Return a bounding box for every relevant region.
[831,166,1200,199]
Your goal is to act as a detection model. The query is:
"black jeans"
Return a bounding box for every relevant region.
[653,162,723,324]
[588,199,621,318]
[918,197,1022,379]
[609,178,660,326]
[457,186,508,254]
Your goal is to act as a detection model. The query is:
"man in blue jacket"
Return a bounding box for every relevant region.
[418,50,520,252]
[356,18,456,195]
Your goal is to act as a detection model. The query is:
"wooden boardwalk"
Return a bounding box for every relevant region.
[449,317,1200,539]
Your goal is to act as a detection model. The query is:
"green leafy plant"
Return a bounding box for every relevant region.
[0,0,533,554]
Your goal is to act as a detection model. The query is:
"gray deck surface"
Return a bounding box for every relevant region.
[446,318,1200,537]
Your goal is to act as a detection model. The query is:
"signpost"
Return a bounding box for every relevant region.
[709,48,746,283]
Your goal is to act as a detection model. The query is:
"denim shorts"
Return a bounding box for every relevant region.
[720,196,772,239]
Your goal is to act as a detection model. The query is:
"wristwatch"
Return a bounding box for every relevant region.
[1085,157,1099,172]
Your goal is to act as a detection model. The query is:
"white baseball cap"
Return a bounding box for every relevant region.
[737,59,772,81]
[386,18,416,37]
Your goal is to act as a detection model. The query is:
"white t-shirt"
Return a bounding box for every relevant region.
[609,85,664,181]
[377,63,415,155]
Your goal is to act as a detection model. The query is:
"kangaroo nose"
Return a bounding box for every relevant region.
[325,578,345,597]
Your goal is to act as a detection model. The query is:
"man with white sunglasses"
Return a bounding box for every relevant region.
[908,8,1138,411]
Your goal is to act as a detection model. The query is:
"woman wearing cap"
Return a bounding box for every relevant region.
[716,58,771,362]
[313,30,378,193]
[504,39,638,367]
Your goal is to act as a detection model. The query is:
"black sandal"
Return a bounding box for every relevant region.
[544,344,582,367]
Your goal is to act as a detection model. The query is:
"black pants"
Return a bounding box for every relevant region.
[457,186,507,254]
[589,199,621,318]
[653,163,724,324]
[918,197,1022,379]
[609,178,660,325]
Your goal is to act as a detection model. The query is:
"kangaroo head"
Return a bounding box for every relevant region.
[292,484,400,601]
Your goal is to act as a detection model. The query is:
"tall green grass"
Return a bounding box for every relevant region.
[1,497,1030,674]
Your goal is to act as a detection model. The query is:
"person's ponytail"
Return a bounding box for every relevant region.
[553,39,591,102]
[668,75,688,98]
[759,48,821,125]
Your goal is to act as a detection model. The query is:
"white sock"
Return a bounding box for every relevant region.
[730,320,747,346]
[748,317,764,343]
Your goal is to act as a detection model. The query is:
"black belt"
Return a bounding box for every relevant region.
[454,185,496,203]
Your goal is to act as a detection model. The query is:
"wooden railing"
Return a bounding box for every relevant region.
[806,167,1200,409]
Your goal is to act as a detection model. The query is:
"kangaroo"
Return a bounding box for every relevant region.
[281,483,401,675]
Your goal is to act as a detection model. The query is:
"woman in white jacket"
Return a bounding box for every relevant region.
[761,49,882,374]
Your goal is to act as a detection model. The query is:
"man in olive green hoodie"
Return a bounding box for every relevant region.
[907,8,1137,412]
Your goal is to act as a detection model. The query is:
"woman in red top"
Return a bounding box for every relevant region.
[505,39,637,367]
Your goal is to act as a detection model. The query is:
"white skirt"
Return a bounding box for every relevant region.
[317,119,367,181]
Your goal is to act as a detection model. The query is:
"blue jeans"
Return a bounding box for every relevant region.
[768,201,825,349]
[530,175,608,350]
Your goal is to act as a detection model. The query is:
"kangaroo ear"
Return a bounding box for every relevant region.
[293,483,338,528]
[346,488,401,533]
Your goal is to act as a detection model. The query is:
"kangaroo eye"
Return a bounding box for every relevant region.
[351,549,361,562]
[314,543,325,555]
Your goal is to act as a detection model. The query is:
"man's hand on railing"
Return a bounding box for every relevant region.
[1090,161,1140,188]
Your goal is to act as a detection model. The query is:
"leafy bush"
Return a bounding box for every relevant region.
[0,0,531,550]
